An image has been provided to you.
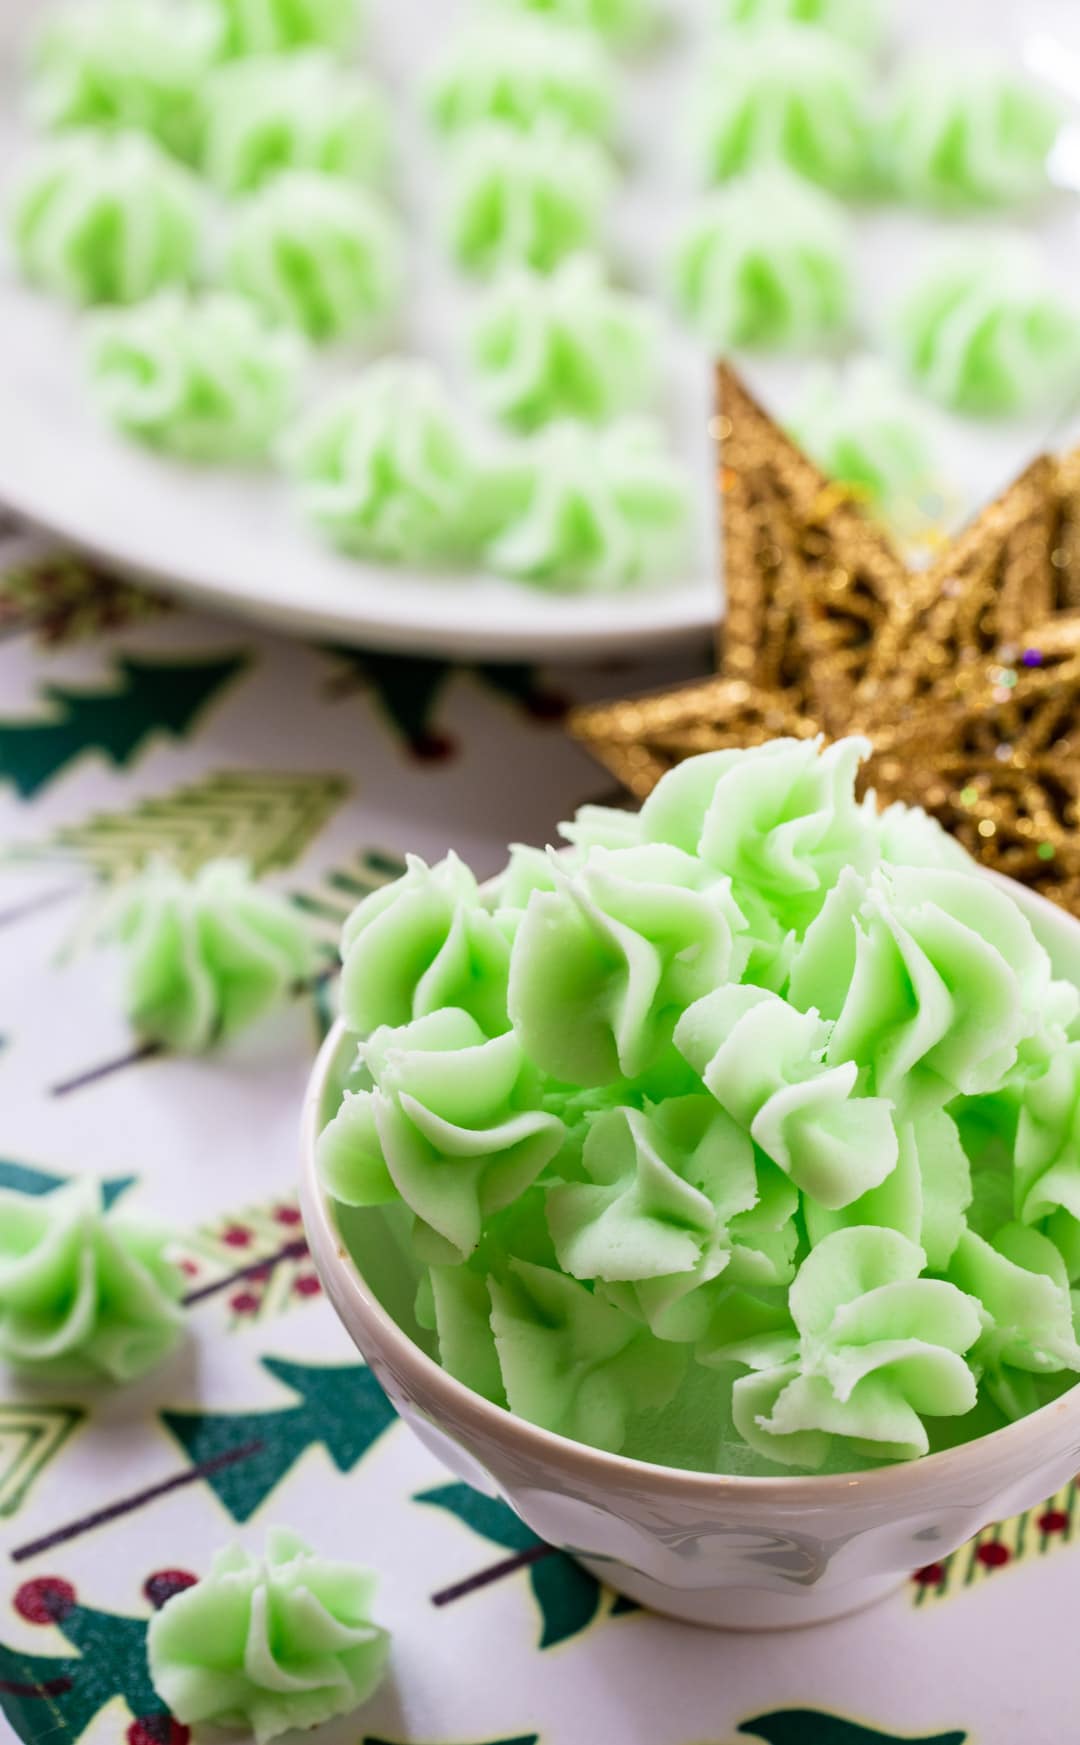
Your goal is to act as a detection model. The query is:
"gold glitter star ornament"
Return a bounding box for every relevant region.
[570,363,1080,911]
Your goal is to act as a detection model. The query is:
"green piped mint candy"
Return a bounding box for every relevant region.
[147,1527,389,1744]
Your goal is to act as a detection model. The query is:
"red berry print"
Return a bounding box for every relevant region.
[223,1225,252,1248]
[127,1717,190,1745]
[144,1569,198,1610]
[230,1290,260,1315]
[976,1540,1010,1568]
[274,1206,302,1227]
[1039,1509,1070,1534]
[15,1577,76,1625]
[912,1563,945,1587]
[294,1274,321,1297]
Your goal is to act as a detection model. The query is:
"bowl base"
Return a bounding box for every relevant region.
[579,1557,906,1631]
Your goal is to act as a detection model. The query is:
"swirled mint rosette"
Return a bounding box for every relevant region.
[675,984,898,1209]
[483,418,691,591]
[106,857,316,1050]
[803,1109,971,1271]
[339,851,511,1037]
[509,844,748,1085]
[487,0,660,50]
[795,865,1064,1111]
[318,1009,565,1258]
[893,245,1080,418]
[427,18,616,140]
[489,1260,685,1452]
[790,360,941,534]
[287,360,482,563]
[727,1228,983,1467]
[87,291,305,461]
[147,1527,389,1744]
[690,26,874,194]
[9,131,203,306]
[949,1224,1080,1420]
[29,0,219,162]
[711,0,884,51]
[207,0,362,59]
[202,51,388,194]
[443,122,613,278]
[0,1178,184,1381]
[672,171,853,352]
[882,62,1061,209]
[639,735,878,929]
[468,256,659,432]
[225,170,401,342]
[546,1098,795,1342]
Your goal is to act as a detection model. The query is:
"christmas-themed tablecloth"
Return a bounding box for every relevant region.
[0,531,1076,1745]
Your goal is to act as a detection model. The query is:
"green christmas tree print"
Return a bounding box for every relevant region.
[325,648,566,760]
[0,1406,83,1520]
[737,1714,967,1745]
[12,769,348,883]
[160,1356,398,1522]
[0,556,170,647]
[0,653,247,799]
[0,1159,133,1207]
[0,1576,174,1745]
[418,1482,636,1651]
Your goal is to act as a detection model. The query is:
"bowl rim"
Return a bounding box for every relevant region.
[300,869,1080,1504]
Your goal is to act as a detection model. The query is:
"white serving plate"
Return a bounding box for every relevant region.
[0,0,1078,660]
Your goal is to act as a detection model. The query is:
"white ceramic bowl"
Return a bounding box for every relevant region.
[299,874,1080,1630]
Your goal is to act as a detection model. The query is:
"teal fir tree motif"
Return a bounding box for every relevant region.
[324,649,567,762]
[160,1357,398,1522]
[0,654,247,799]
[0,1572,187,1745]
[418,1481,636,1650]
[0,1160,133,1208]
[738,1715,967,1745]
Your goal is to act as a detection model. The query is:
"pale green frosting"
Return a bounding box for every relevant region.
[676,984,898,1210]
[0,1178,184,1381]
[711,0,884,51]
[339,851,511,1037]
[487,0,660,49]
[483,418,691,591]
[547,1098,795,1342]
[287,360,481,562]
[428,18,616,140]
[729,1227,983,1467]
[639,735,878,928]
[320,736,1080,1472]
[790,360,939,533]
[509,844,749,1084]
[672,170,853,352]
[9,131,203,306]
[691,26,874,194]
[468,255,659,431]
[882,62,1061,209]
[489,1260,685,1451]
[203,51,388,193]
[794,865,1068,1110]
[893,245,1080,418]
[107,857,316,1050]
[207,0,363,59]
[319,1009,565,1258]
[147,1527,388,1745]
[225,170,401,342]
[29,0,219,162]
[87,291,305,461]
[443,121,613,278]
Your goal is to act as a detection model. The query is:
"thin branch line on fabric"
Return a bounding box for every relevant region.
[432,1543,559,1606]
